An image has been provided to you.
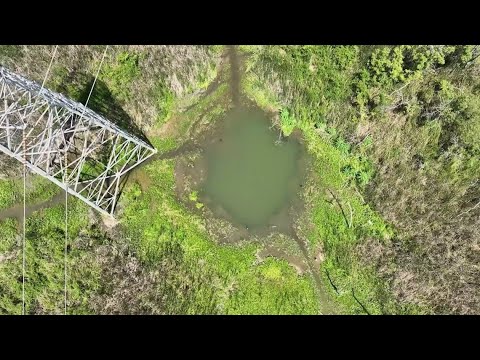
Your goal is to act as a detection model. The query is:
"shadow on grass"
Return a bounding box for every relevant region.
[59,72,155,214]
[76,77,153,147]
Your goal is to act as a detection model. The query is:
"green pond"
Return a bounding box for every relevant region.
[201,107,303,229]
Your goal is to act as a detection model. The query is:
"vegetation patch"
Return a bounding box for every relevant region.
[0,45,478,314]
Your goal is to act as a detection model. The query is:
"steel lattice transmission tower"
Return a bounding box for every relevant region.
[0,66,157,217]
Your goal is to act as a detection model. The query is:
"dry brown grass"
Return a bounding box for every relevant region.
[361,111,480,314]
[3,45,219,131]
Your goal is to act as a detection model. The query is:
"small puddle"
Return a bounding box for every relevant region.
[199,106,304,232]
[174,46,337,313]
[179,102,336,313]
[0,188,66,225]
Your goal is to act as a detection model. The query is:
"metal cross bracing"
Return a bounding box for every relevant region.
[0,66,157,217]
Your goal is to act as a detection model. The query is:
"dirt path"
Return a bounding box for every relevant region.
[227,45,241,107]
[289,230,337,314]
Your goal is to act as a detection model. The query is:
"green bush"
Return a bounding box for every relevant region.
[152,78,175,125]
[100,51,140,101]
[280,108,296,135]
[0,45,23,64]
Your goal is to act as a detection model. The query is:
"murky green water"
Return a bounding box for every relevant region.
[201,107,302,228]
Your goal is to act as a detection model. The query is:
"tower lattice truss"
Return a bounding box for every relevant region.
[0,66,157,216]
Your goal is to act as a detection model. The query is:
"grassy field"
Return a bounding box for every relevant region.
[240,45,480,314]
[240,46,415,314]
[0,45,322,314]
[0,45,478,314]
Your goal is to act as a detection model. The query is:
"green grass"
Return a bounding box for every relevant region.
[117,80,321,314]
[0,45,23,64]
[3,45,476,314]
[48,66,91,102]
[152,79,175,126]
[241,45,480,314]
[0,168,99,314]
[26,176,59,203]
[300,123,398,314]
[0,218,17,252]
[0,179,21,210]
[0,175,59,210]
[240,45,415,314]
[119,157,320,314]
[0,197,100,314]
[100,51,141,102]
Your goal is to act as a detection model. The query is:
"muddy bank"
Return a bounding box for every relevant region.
[175,104,309,237]
[169,108,336,313]
[165,46,336,313]
[0,189,65,225]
